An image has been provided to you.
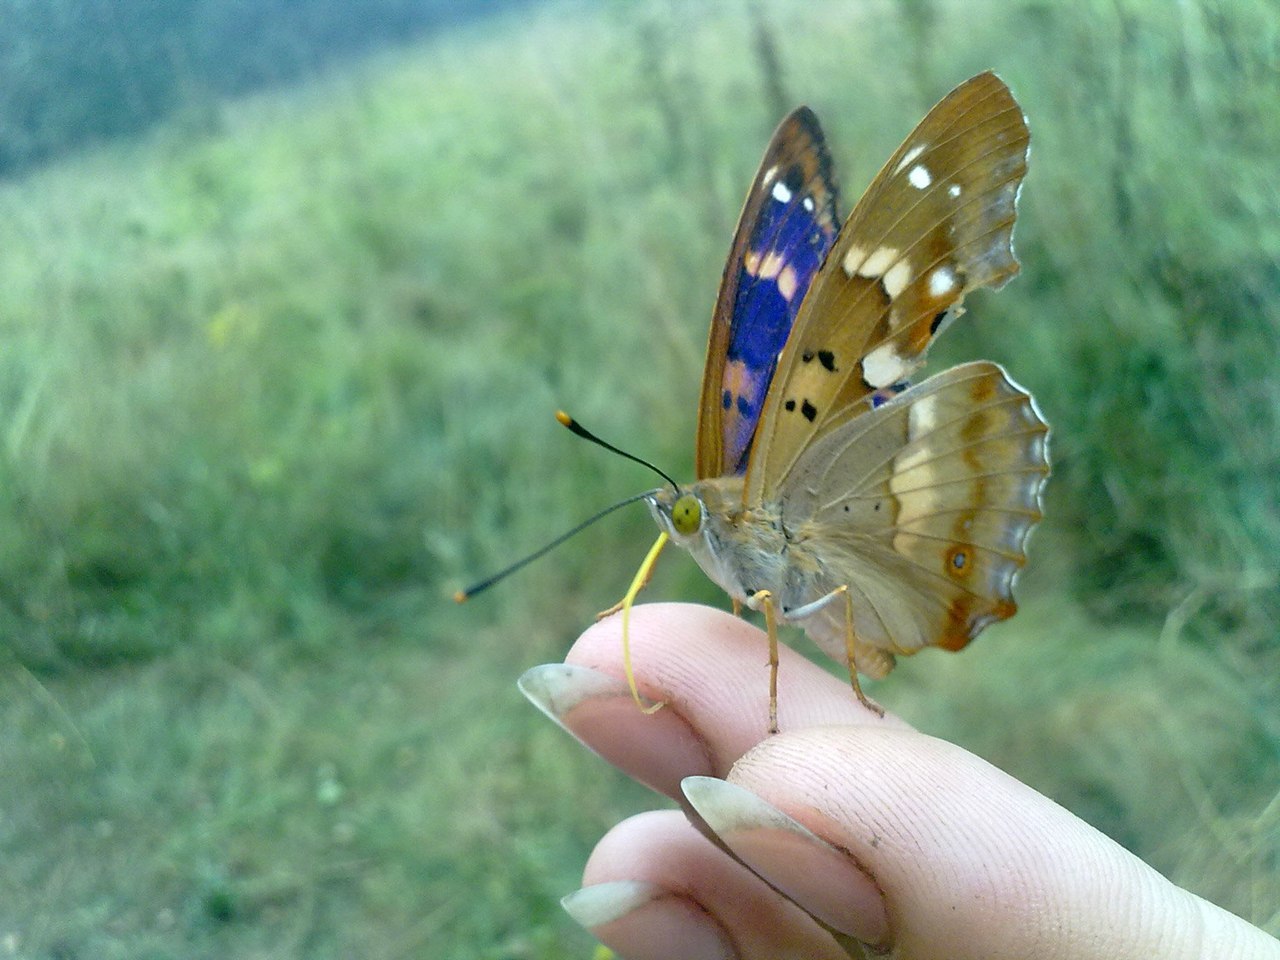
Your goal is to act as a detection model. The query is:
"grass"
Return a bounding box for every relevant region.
[0,0,1276,956]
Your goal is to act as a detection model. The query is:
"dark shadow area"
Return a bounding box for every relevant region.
[0,0,545,177]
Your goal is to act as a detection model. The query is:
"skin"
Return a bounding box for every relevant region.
[531,602,1280,960]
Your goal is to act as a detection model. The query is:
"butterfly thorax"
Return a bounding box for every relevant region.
[647,477,828,614]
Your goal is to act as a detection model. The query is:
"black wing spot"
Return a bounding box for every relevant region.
[817,350,836,372]
[801,350,814,363]
[876,278,892,304]
[783,165,804,193]
[843,504,850,512]
[930,311,948,335]
[736,395,751,416]
[722,389,732,410]
[784,399,796,412]
[800,400,818,422]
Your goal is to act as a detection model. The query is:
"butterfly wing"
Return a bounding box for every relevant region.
[782,362,1049,672]
[696,108,840,479]
[745,71,1030,502]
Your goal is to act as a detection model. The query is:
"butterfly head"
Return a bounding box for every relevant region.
[645,486,705,543]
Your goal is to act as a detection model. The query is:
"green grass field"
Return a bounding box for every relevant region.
[0,1,1277,956]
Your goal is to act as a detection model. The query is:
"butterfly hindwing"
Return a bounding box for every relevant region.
[781,361,1049,668]
[696,107,839,479]
[745,72,1030,501]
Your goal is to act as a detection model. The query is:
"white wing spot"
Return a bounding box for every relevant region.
[929,266,957,298]
[844,244,898,279]
[771,180,793,204]
[894,143,926,174]
[907,392,940,438]
[908,164,932,190]
[891,393,945,529]
[777,265,798,301]
[948,183,962,198]
[883,259,912,299]
[841,244,866,277]
[862,343,909,389]
[762,164,778,184]
[802,196,815,212]
[757,252,785,279]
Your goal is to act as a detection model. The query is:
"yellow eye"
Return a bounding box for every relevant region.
[671,494,702,535]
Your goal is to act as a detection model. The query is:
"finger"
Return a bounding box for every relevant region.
[562,810,852,960]
[705,726,1280,960]
[519,602,907,797]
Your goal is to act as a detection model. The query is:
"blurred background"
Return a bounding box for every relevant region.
[0,0,1276,956]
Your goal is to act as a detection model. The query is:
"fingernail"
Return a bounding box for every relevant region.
[682,776,888,946]
[519,664,714,797]
[562,881,736,960]
[519,663,626,724]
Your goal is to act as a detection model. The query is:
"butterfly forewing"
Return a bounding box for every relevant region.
[745,71,1030,502]
[696,108,839,479]
[784,362,1048,662]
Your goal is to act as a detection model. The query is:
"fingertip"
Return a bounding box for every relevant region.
[726,726,1222,960]
[567,602,905,751]
[562,880,736,960]
[580,811,850,960]
[519,660,716,798]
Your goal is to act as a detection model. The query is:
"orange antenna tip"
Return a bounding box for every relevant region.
[453,589,469,604]
[555,410,572,427]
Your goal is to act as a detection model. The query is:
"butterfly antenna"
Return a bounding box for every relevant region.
[453,410,679,603]
[453,490,651,602]
[555,410,681,492]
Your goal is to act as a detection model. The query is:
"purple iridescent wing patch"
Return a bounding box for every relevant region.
[696,108,840,478]
[871,381,910,408]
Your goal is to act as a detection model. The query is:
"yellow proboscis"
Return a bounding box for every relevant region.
[621,531,669,714]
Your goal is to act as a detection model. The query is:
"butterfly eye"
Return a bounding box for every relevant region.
[671,494,703,536]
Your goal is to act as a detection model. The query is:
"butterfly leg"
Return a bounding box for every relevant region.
[732,597,743,618]
[839,586,883,717]
[788,586,884,717]
[749,589,781,735]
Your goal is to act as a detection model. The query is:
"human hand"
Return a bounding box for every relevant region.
[519,603,1280,960]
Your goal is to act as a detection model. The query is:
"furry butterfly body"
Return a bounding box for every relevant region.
[630,72,1049,728]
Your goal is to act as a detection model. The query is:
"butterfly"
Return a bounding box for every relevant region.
[615,71,1050,732]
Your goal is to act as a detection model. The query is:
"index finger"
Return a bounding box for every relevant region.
[520,601,906,798]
